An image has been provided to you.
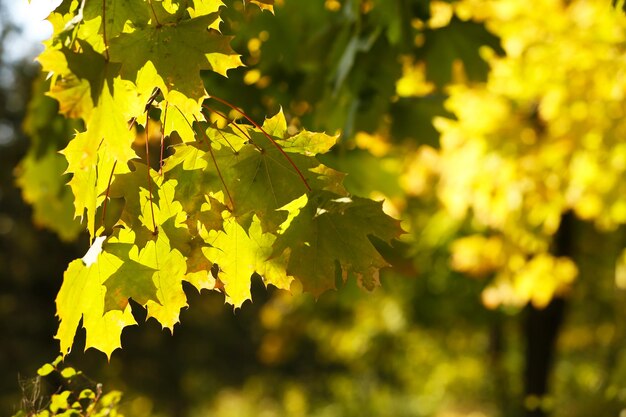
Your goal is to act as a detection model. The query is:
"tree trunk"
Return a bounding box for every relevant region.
[523,298,565,417]
[522,212,573,417]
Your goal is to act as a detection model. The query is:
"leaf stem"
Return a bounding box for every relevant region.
[145,110,158,235]
[160,103,168,175]
[148,0,162,27]
[129,87,161,131]
[100,160,117,235]
[101,0,110,61]
[192,115,236,210]
[201,105,252,140]
[208,95,311,192]
[201,104,262,152]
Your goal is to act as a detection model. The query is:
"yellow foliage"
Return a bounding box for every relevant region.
[396,58,435,97]
[428,1,454,29]
[482,254,577,309]
[412,0,626,307]
[450,235,505,277]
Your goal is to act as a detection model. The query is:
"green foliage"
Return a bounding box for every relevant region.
[12,357,124,417]
[15,77,83,241]
[12,0,626,415]
[21,0,401,358]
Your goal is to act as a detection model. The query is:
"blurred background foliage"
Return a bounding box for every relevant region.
[4,0,626,416]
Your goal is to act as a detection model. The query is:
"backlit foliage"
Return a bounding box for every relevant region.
[22,0,401,358]
[404,0,626,308]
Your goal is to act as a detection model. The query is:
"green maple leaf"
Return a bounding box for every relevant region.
[277,130,338,156]
[62,40,109,107]
[111,176,191,330]
[56,40,140,164]
[225,126,344,233]
[109,13,242,102]
[82,0,150,42]
[139,236,189,330]
[108,162,160,231]
[204,216,291,308]
[55,240,137,359]
[184,237,215,291]
[163,114,345,233]
[162,143,217,214]
[262,110,336,155]
[195,197,228,232]
[101,241,159,311]
[272,190,403,297]
[101,227,189,331]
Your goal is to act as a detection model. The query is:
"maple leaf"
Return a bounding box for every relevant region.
[114,231,187,331]
[109,13,242,102]
[162,143,218,213]
[15,148,83,241]
[188,0,225,29]
[40,43,99,121]
[100,226,189,331]
[47,75,94,120]
[195,197,228,232]
[61,131,128,238]
[85,76,141,164]
[260,108,287,137]
[108,162,160,231]
[184,237,216,291]
[272,191,403,297]
[204,216,291,308]
[55,243,136,359]
[62,40,108,106]
[245,0,274,14]
[264,108,338,155]
[278,130,339,156]
[225,127,344,232]
[56,40,141,165]
[135,235,189,330]
[163,113,345,233]
[101,240,159,311]
[161,92,205,143]
[110,174,191,330]
[82,0,150,42]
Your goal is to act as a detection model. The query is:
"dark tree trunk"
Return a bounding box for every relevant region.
[522,212,574,417]
[523,298,565,416]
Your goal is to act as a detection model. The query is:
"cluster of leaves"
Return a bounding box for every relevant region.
[13,357,123,417]
[12,1,626,415]
[28,0,402,358]
[216,0,626,313]
[401,0,626,308]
